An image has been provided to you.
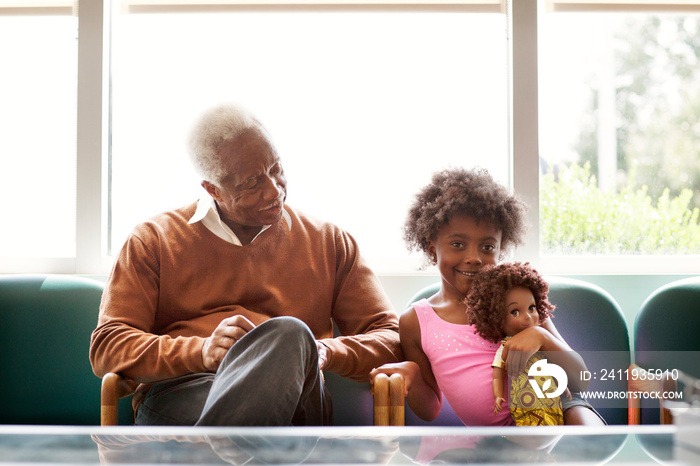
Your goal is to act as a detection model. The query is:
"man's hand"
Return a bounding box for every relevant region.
[202,315,256,371]
[316,340,329,371]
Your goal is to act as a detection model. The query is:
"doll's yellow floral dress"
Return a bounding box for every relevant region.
[492,338,564,426]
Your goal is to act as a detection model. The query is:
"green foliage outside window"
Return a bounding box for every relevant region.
[540,162,700,255]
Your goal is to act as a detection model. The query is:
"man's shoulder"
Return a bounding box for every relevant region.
[285,205,364,260]
[131,202,198,237]
[285,205,343,234]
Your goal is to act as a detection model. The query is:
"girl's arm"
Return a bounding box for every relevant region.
[504,320,590,393]
[369,307,443,421]
[540,318,569,347]
[541,318,590,392]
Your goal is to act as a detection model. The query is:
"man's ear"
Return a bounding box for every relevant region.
[201,180,222,202]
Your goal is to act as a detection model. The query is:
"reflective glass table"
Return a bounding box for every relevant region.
[0,424,695,465]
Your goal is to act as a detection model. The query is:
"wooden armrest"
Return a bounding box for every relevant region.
[101,372,137,426]
[373,373,405,426]
[627,363,678,425]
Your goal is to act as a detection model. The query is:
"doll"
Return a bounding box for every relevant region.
[465,262,566,426]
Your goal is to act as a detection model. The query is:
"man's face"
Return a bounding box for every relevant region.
[206,127,287,229]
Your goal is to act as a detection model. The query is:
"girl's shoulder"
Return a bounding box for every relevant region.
[398,299,430,332]
[407,298,456,326]
[410,298,473,329]
[409,298,434,315]
[428,298,473,326]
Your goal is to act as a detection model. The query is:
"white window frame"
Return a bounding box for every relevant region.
[2,0,699,275]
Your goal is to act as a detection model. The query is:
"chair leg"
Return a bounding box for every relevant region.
[101,373,121,426]
[374,373,390,426]
[389,373,405,426]
[101,372,137,426]
[660,376,678,425]
[627,364,678,425]
[628,395,641,424]
[373,373,406,426]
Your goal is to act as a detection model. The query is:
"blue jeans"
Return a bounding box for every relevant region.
[135,316,332,426]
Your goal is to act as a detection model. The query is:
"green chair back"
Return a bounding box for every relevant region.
[634,276,700,425]
[635,276,700,363]
[0,274,104,425]
[546,276,630,425]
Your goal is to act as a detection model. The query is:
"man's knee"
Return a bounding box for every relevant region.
[218,316,319,372]
[248,316,317,359]
[261,316,315,343]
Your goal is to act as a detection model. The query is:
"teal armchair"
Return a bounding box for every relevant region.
[0,274,109,425]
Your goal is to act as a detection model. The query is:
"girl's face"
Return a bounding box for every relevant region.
[428,215,502,298]
[503,286,540,337]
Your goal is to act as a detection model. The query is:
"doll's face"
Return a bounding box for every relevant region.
[503,286,540,337]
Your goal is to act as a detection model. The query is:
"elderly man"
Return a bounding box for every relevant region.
[90,104,401,426]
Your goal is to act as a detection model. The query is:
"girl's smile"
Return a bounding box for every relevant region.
[428,215,502,297]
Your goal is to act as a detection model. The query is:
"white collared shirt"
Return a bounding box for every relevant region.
[188,194,292,246]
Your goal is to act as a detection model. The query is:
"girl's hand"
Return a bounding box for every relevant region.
[369,361,420,397]
[503,326,551,375]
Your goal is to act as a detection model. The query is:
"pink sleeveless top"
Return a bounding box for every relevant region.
[414,299,514,426]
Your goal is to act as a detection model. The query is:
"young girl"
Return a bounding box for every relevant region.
[370,167,602,426]
[466,261,568,426]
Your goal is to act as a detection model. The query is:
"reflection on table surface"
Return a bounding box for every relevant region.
[0,424,691,465]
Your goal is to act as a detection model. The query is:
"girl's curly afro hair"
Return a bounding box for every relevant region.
[465,262,555,344]
[403,168,528,266]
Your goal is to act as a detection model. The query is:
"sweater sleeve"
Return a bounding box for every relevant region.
[319,229,402,382]
[89,230,207,383]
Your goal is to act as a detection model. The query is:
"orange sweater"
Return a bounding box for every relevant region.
[90,202,401,390]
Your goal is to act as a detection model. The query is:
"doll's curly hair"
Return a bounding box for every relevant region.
[403,167,528,267]
[465,262,555,344]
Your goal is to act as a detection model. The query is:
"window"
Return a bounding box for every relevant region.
[538,1,700,273]
[109,2,509,272]
[0,6,78,263]
[2,0,699,276]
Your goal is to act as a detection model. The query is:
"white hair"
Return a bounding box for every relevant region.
[188,103,263,185]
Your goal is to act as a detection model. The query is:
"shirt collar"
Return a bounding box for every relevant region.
[189,194,292,246]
